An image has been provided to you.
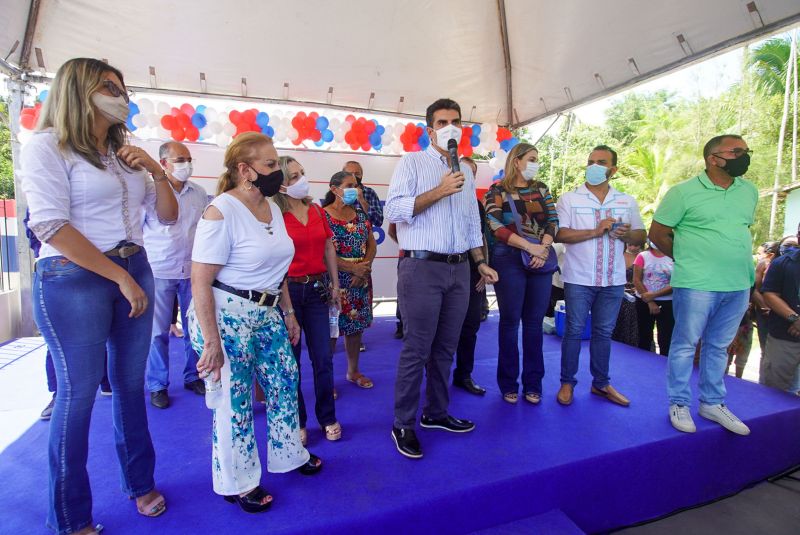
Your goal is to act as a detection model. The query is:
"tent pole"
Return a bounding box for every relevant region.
[7,76,36,337]
[791,30,798,188]
[19,0,42,70]
[496,0,513,127]
[769,37,796,238]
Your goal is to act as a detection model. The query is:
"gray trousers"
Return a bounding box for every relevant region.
[393,257,470,429]
[763,335,800,391]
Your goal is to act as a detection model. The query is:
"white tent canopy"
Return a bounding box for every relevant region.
[2,0,800,127]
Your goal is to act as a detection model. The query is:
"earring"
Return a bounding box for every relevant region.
[245,180,254,191]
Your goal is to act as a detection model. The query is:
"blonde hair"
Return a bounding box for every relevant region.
[37,58,129,169]
[217,132,274,196]
[500,142,539,192]
[273,155,311,212]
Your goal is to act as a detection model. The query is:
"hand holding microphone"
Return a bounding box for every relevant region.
[438,138,465,197]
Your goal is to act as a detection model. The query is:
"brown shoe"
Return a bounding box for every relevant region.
[557,384,574,405]
[591,385,630,407]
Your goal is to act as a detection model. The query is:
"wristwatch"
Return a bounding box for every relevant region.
[475,259,487,267]
[283,308,296,317]
[787,313,799,323]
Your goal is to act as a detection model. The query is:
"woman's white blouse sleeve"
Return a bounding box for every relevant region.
[191,216,231,266]
[20,133,72,241]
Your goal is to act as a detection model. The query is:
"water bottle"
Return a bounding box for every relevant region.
[203,375,223,409]
[329,305,340,338]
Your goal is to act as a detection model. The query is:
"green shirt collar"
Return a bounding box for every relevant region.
[697,170,742,191]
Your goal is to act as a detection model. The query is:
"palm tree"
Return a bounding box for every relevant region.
[747,37,798,96]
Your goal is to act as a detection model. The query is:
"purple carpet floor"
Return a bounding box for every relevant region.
[2,314,799,534]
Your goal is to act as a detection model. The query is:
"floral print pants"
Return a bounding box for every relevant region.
[188,288,310,496]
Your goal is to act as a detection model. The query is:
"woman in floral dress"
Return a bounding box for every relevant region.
[323,171,377,388]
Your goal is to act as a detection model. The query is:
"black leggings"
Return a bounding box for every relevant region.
[635,298,674,356]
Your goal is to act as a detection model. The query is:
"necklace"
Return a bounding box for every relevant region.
[263,222,273,235]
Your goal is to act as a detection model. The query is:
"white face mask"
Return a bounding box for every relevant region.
[285,175,310,199]
[91,93,129,124]
[521,162,540,180]
[170,162,193,182]
[435,124,462,149]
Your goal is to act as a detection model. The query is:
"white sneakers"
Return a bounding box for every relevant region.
[698,403,751,436]
[669,404,696,433]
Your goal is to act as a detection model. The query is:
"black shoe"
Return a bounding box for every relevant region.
[360,342,366,352]
[394,324,403,339]
[99,381,112,397]
[150,390,170,409]
[40,395,55,420]
[391,427,423,459]
[453,376,486,396]
[184,379,206,395]
[420,414,475,433]
[298,453,323,475]
[480,311,489,322]
[223,486,272,513]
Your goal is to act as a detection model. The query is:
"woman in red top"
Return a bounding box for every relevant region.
[275,156,342,443]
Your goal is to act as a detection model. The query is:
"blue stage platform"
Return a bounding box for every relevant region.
[1,315,798,534]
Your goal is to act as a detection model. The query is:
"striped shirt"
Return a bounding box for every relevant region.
[484,181,559,244]
[386,146,483,254]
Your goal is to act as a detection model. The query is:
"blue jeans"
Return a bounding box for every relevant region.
[146,277,199,391]
[492,243,552,394]
[288,281,336,428]
[560,282,624,389]
[34,250,157,534]
[668,288,750,406]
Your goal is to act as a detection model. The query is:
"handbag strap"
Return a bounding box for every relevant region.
[505,192,527,238]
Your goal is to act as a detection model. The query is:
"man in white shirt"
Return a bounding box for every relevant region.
[385,98,498,459]
[144,142,209,408]
[555,145,645,407]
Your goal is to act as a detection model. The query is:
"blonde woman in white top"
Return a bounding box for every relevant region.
[21,58,177,534]
[188,132,322,514]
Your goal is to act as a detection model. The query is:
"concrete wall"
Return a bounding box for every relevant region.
[0,289,21,343]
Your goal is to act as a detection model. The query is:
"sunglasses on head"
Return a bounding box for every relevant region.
[101,80,130,103]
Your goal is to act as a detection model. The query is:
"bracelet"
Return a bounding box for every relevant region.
[151,170,168,182]
[475,259,487,267]
[283,308,295,317]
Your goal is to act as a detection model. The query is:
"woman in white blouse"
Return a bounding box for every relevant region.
[188,132,322,514]
[21,58,178,534]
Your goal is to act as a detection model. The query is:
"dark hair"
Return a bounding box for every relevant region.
[322,171,354,207]
[426,98,461,127]
[592,145,617,166]
[703,135,744,159]
[343,160,362,170]
[762,241,780,256]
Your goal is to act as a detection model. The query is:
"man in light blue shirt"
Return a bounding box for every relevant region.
[386,98,498,460]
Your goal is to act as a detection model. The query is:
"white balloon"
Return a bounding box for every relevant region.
[288,128,299,141]
[334,130,345,143]
[329,118,341,131]
[215,134,229,148]
[209,121,223,134]
[391,141,403,154]
[204,107,218,122]
[495,151,508,170]
[393,123,405,136]
[200,126,214,139]
[222,122,236,137]
[274,130,287,142]
[137,98,154,115]
[147,113,161,128]
[156,126,170,140]
[132,114,148,128]
[156,102,171,116]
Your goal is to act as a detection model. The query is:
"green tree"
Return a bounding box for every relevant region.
[0,97,13,199]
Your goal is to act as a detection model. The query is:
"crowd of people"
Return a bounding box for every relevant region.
[19,58,799,534]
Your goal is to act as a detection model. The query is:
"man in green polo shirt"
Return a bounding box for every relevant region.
[650,134,757,436]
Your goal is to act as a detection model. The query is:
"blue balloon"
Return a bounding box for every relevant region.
[129,102,140,115]
[38,89,49,102]
[126,118,137,132]
[315,116,329,131]
[471,135,480,147]
[508,137,520,149]
[256,112,270,127]
[369,132,382,146]
[500,139,510,152]
[376,125,385,135]
[374,143,382,151]
[314,139,325,147]
[472,124,481,135]
[419,132,430,150]
[264,125,275,137]
[191,113,207,129]
[322,129,334,142]
[196,104,207,114]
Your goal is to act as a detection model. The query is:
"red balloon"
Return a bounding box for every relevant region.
[161,115,177,130]
[345,114,356,124]
[463,126,472,138]
[177,113,192,129]
[361,141,371,151]
[20,114,36,129]
[185,126,199,142]
[364,121,375,134]
[405,123,415,133]
[344,131,354,144]
[310,130,322,142]
[21,107,36,116]
[309,111,319,120]
[242,109,257,124]
[411,143,421,152]
[229,110,242,124]
[171,128,186,141]
[297,111,307,119]
[171,107,181,117]
[180,103,195,116]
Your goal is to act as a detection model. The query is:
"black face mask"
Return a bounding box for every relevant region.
[718,153,750,177]
[248,165,283,197]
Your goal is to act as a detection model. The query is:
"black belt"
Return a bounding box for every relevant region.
[403,250,469,264]
[105,242,141,259]
[212,280,280,307]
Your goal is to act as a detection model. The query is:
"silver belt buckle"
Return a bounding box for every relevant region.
[118,245,138,259]
[446,254,461,264]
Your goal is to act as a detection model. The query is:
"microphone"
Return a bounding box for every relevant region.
[447,138,460,174]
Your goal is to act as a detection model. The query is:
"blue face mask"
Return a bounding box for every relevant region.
[585,164,609,186]
[341,187,358,205]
